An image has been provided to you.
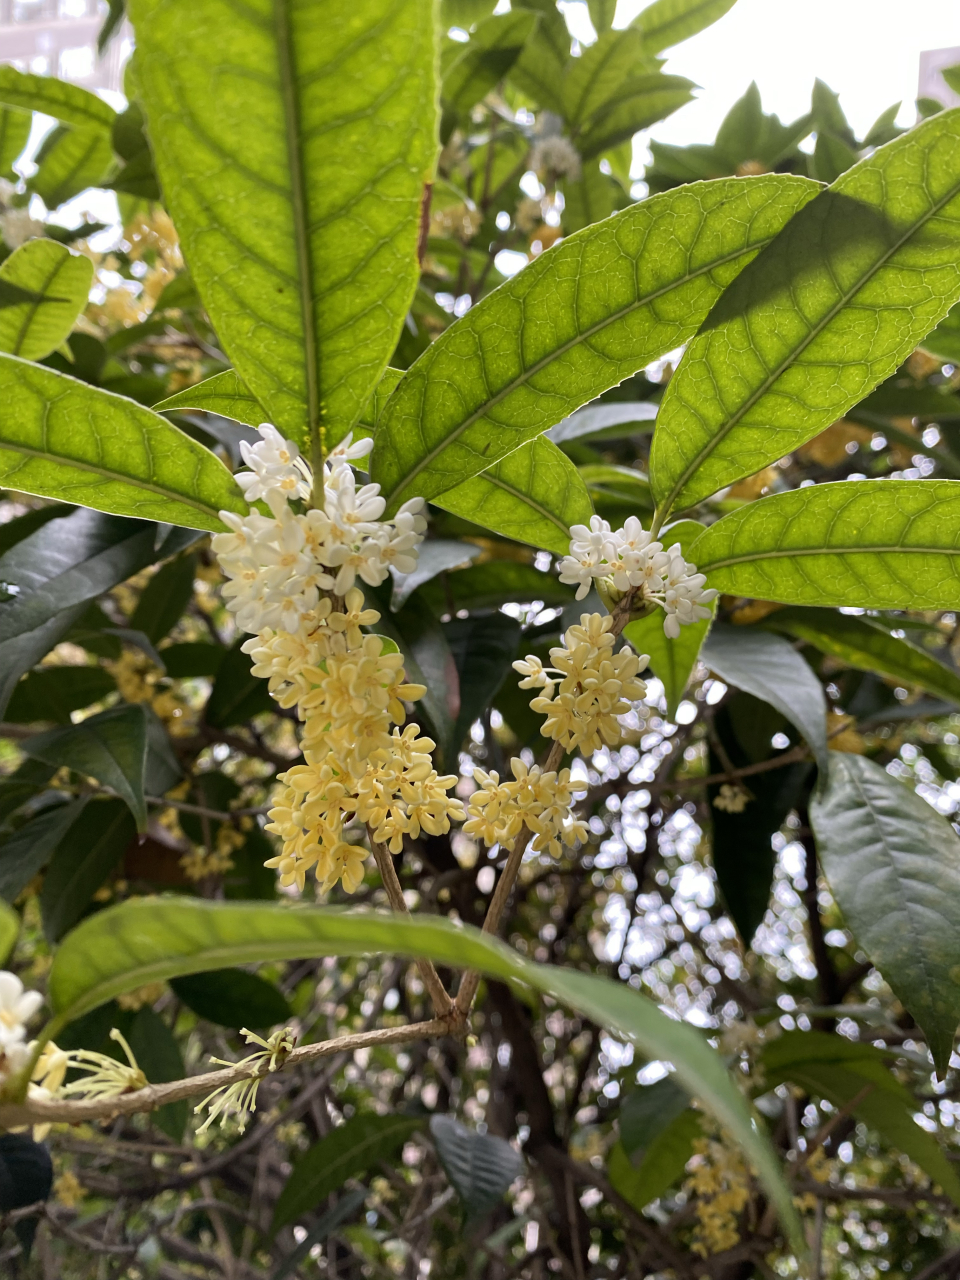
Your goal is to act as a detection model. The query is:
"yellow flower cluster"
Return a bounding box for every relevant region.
[685,1134,752,1257]
[464,759,587,856]
[257,590,464,893]
[513,613,648,754]
[109,650,196,738]
[180,822,244,883]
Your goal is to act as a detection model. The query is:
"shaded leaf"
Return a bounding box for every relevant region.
[0,799,87,903]
[130,553,197,643]
[691,480,960,610]
[547,399,659,446]
[131,0,438,448]
[0,240,93,361]
[650,110,960,513]
[391,540,481,611]
[271,1187,368,1280]
[416,561,574,616]
[371,175,820,512]
[0,356,248,530]
[701,626,828,772]
[24,704,148,831]
[6,665,116,724]
[0,106,31,178]
[443,11,538,121]
[40,798,135,942]
[205,639,275,729]
[430,1113,523,1219]
[619,1076,689,1156]
[0,1133,53,1258]
[810,753,960,1075]
[444,612,522,764]
[608,1110,701,1209]
[171,968,291,1030]
[161,642,225,679]
[274,1112,422,1229]
[126,1006,187,1140]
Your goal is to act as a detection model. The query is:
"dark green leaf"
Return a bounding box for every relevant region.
[171,968,291,1030]
[24,703,148,831]
[130,553,197,643]
[205,639,275,729]
[548,400,659,445]
[131,0,438,449]
[607,1110,701,1209]
[919,301,960,364]
[701,626,828,772]
[126,1006,187,1140]
[416,562,575,615]
[0,240,93,361]
[562,160,628,234]
[0,759,55,825]
[810,752,960,1075]
[6,666,116,724]
[764,607,960,707]
[433,436,594,558]
[371,174,819,512]
[370,593,458,755]
[274,1112,422,1228]
[619,1076,689,1156]
[0,1133,53,1258]
[271,1187,368,1280]
[650,110,960,514]
[161,642,225,679]
[41,798,135,941]
[44,897,805,1249]
[0,799,87,903]
[631,0,738,53]
[223,825,279,902]
[430,1113,523,1219]
[0,504,72,558]
[691,480,960,610]
[444,612,521,764]
[390,540,480,611]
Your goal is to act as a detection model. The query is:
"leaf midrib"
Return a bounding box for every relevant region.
[12,251,71,356]
[659,171,960,515]
[385,238,771,507]
[700,543,960,571]
[0,435,225,524]
[470,469,570,536]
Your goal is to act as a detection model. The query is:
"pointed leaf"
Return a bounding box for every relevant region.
[29,126,114,209]
[608,1110,701,1209]
[170,968,291,1030]
[619,1076,689,1156]
[40,798,135,942]
[691,479,960,610]
[0,67,115,130]
[430,1113,523,1218]
[130,553,197,644]
[0,241,93,361]
[371,174,820,512]
[810,752,960,1075]
[631,0,738,53]
[701,625,828,773]
[0,356,247,530]
[433,436,594,556]
[154,370,266,428]
[274,1112,422,1228]
[130,0,438,449]
[548,400,659,445]
[0,107,31,178]
[205,638,276,728]
[391,540,481,611]
[764,607,960,707]
[443,11,538,119]
[24,704,148,831]
[7,666,116,724]
[126,1007,187,1140]
[0,799,88,903]
[44,897,804,1250]
[444,612,521,762]
[650,110,960,514]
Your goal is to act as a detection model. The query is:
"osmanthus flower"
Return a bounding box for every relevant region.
[196,1027,297,1134]
[0,970,44,1082]
[463,760,587,857]
[60,1029,148,1101]
[514,613,649,754]
[557,515,716,638]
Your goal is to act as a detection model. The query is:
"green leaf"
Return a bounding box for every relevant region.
[0,800,87,903]
[579,462,654,523]
[0,901,19,965]
[0,355,248,531]
[650,110,960,515]
[701,625,828,773]
[631,0,738,53]
[607,1110,701,1210]
[548,400,659,445]
[24,704,148,832]
[810,752,960,1076]
[126,1007,187,1141]
[430,1113,524,1219]
[444,612,521,765]
[433,436,594,557]
[920,301,960,363]
[6,666,116,724]
[170,969,292,1030]
[161,642,225,679]
[371,174,819,512]
[130,554,197,644]
[29,126,114,210]
[764,607,960,707]
[691,480,960,610]
[0,107,31,179]
[560,28,657,129]
[0,504,71,559]
[443,11,538,121]
[0,241,93,362]
[205,639,276,728]
[40,798,135,942]
[623,519,712,719]
[129,0,438,452]
[417,561,574,615]
[154,370,266,429]
[45,897,804,1250]
[562,160,628,235]
[762,1031,960,1201]
[0,760,54,826]
[271,1188,368,1280]
[391,540,481,611]
[619,1076,690,1155]
[370,592,458,754]
[578,80,694,161]
[275,1112,422,1229]
[0,67,116,131]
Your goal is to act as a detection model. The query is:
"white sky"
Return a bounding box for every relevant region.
[563,0,960,152]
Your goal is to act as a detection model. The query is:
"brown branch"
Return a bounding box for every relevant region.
[0,1019,449,1128]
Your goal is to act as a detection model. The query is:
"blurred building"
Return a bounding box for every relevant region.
[0,0,130,96]
[919,46,960,109]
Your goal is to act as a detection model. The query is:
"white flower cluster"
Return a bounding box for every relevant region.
[212,425,426,635]
[0,970,43,1082]
[557,515,717,639]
